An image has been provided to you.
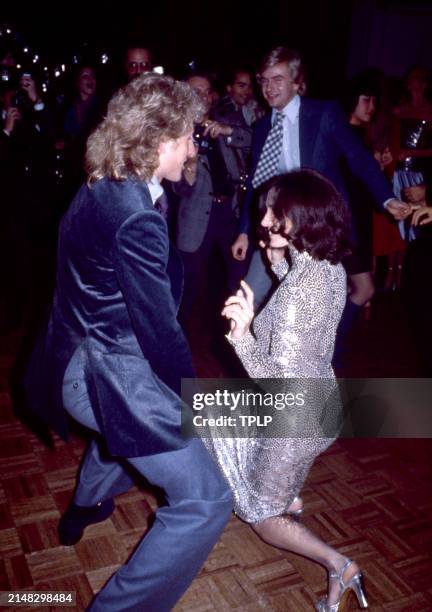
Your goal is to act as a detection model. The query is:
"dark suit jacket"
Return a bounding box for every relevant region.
[238,98,394,235]
[175,127,251,253]
[25,177,195,457]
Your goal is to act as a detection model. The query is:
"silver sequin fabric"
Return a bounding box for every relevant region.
[204,246,347,523]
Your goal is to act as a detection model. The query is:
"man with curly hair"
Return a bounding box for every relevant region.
[25,73,232,611]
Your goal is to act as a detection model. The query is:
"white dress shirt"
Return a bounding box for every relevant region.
[274,94,301,174]
[271,96,396,213]
[147,176,164,205]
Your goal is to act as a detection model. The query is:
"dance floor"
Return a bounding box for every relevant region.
[1,292,431,611]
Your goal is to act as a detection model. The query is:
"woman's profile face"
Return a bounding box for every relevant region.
[261,187,293,248]
[351,95,376,124]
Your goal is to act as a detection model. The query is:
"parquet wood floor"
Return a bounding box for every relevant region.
[1,292,431,611]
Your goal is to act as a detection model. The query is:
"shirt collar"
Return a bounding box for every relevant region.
[272,94,300,124]
[147,176,164,205]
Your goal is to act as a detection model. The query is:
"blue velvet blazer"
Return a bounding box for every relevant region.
[25,177,194,457]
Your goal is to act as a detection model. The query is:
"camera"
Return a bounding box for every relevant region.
[11,72,34,113]
[1,66,15,83]
[11,90,29,112]
[193,123,211,153]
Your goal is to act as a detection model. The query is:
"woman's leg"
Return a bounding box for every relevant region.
[252,515,360,606]
[348,271,375,306]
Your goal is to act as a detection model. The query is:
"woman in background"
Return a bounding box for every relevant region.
[55,64,102,199]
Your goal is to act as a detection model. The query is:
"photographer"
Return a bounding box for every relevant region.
[1,69,51,176]
[174,72,251,331]
[0,71,55,328]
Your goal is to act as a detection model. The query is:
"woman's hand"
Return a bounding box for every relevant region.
[411,206,432,226]
[222,280,254,339]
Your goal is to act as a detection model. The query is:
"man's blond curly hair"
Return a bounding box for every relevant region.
[86,73,203,182]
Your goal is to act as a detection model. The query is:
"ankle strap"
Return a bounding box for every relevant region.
[329,558,354,590]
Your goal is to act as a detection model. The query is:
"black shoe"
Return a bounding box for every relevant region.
[58,499,115,546]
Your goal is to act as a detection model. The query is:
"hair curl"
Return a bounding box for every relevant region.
[86,73,203,182]
[262,170,352,265]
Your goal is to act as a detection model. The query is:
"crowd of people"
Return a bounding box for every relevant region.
[1,40,431,366]
[2,36,432,611]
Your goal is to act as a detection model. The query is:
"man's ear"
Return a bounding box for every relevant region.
[159,139,176,155]
[158,139,167,156]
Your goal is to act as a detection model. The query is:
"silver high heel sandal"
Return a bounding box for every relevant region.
[287,496,304,518]
[315,558,368,611]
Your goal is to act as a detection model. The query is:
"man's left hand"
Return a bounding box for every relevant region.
[386,198,414,221]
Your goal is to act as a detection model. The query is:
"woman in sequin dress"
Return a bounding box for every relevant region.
[206,170,369,611]
[393,67,432,201]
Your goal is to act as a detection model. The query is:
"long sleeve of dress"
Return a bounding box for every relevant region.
[228,254,343,379]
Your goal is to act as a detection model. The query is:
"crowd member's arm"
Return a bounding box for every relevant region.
[327,101,412,220]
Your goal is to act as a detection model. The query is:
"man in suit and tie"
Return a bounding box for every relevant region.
[231,47,413,362]
[25,73,232,611]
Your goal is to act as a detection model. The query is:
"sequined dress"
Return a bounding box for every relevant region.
[393,118,432,198]
[204,246,346,523]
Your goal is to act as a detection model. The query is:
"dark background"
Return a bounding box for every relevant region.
[2,0,432,97]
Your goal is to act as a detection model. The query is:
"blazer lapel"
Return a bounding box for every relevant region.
[299,99,319,167]
[251,115,272,174]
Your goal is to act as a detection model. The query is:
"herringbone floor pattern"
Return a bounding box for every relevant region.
[1,293,431,611]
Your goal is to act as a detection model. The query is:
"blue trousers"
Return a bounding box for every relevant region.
[244,249,275,311]
[63,349,232,611]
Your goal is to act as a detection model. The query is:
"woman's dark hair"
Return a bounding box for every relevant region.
[343,71,380,115]
[262,169,352,264]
